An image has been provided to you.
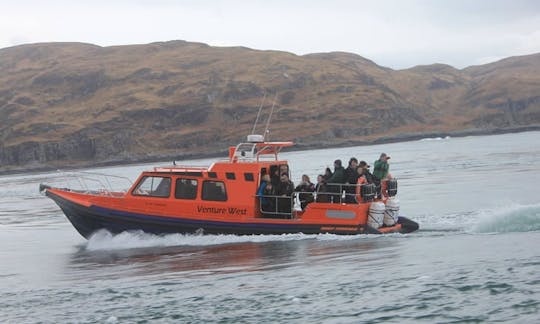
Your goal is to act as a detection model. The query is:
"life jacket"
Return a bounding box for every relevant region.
[355,176,367,202]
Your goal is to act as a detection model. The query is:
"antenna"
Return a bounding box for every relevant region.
[251,92,266,134]
[263,93,278,141]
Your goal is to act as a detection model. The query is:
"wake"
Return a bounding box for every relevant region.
[84,202,540,251]
[85,230,370,251]
[472,202,540,233]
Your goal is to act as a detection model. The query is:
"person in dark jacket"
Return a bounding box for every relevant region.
[359,160,375,184]
[276,173,294,216]
[315,174,330,203]
[323,167,333,181]
[326,159,346,203]
[294,174,315,209]
[327,159,346,184]
[344,157,359,203]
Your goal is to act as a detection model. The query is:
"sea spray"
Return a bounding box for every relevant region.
[472,203,540,233]
[84,230,376,251]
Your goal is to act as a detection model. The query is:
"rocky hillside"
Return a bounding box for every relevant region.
[1,41,539,172]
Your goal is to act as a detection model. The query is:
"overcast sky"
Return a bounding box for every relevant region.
[1,0,539,69]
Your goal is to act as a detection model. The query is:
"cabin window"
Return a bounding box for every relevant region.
[202,181,227,201]
[244,173,254,181]
[226,172,236,180]
[208,172,217,178]
[132,176,171,198]
[175,178,198,199]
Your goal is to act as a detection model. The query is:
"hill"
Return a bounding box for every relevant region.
[1,41,539,172]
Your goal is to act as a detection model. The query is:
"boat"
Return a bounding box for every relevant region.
[40,134,419,239]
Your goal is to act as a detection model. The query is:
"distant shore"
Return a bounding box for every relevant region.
[1,125,539,176]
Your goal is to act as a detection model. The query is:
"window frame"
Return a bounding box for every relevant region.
[174,178,198,200]
[244,173,254,181]
[132,176,172,198]
[202,180,228,202]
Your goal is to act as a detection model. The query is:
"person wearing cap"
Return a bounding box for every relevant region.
[359,160,375,184]
[373,153,390,180]
[373,153,391,198]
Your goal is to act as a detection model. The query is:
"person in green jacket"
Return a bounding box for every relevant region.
[373,153,390,198]
[373,153,390,180]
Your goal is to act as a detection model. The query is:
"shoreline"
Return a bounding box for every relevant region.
[2,125,539,177]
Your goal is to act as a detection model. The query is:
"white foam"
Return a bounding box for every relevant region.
[419,136,451,141]
[85,230,372,251]
[471,202,540,233]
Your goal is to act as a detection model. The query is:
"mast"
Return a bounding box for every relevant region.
[263,93,278,142]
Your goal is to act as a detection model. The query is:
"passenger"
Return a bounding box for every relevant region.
[270,166,281,187]
[327,159,346,184]
[315,174,330,203]
[326,159,346,203]
[279,164,289,177]
[257,174,273,214]
[355,165,368,203]
[323,167,333,181]
[359,160,375,184]
[294,174,315,209]
[344,157,359,203]
[295,174,315,192]
[373,153,391,199]
[276,173,295,217]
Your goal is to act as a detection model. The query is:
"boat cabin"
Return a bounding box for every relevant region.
[128,138,296,219]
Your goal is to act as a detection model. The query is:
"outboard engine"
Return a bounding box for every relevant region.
[386,178,398,197]
[384,197,400,226]
[368,201,385,229]
[360,183,376,202]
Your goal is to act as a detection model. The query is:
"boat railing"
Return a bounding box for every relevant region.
[41,171,133,197]
[153,165,209,172]
[257,194,298,219]
[319,181,391,203]
[257,181,386,217]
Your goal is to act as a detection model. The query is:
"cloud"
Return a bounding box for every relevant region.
[0,0,539,69]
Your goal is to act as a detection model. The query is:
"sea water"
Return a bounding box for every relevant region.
[1,132,539,323]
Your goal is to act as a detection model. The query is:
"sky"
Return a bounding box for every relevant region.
[1,0,539,69]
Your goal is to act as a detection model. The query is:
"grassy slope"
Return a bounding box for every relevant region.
[0,41,539,170]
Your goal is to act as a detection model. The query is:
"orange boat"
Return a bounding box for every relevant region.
[40,135,419,239]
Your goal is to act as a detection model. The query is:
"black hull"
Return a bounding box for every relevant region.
[46,191,418,239]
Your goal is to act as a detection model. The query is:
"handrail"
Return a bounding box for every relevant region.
[153,165,209,172]
[257,194,298,218]
[256,180,392,216]
[41,171,133,197]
